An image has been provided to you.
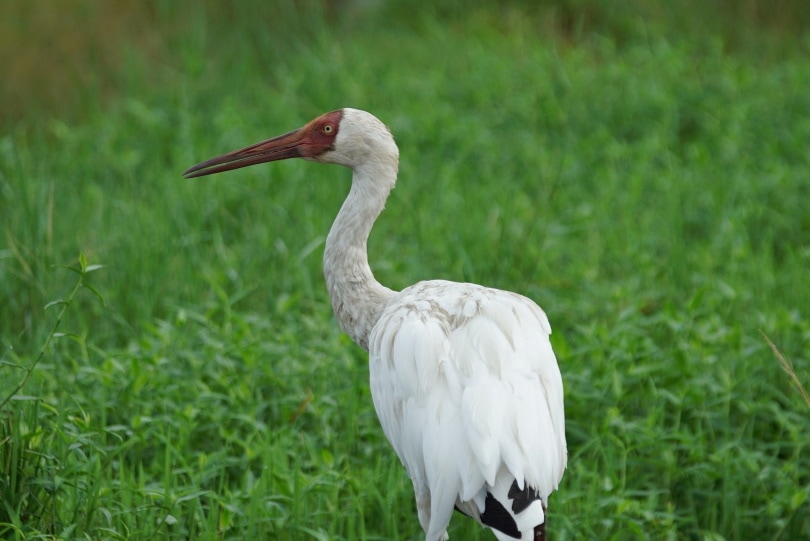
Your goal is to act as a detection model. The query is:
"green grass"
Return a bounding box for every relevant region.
[2,1,809,539]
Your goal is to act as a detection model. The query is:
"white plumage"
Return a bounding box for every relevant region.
[372,282,565,540]
[184,108,567,540]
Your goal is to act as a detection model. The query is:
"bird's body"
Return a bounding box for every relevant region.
[185,108,566,540]
[372,280,565,540]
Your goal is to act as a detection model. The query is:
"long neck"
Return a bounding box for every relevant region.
[323,163,397,351]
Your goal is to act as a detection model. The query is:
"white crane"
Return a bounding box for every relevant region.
[184,109,567,540]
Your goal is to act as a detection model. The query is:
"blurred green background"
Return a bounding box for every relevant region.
[2,0,809,125]
[1,1,809,539]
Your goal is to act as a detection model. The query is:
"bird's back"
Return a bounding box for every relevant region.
[368,280,566,540]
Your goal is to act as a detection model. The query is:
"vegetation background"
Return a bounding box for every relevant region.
[1,0,809,539]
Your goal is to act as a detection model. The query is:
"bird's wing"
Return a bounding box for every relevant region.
[369,280,566,538]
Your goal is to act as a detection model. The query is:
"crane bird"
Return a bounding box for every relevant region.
[184,109,567,540]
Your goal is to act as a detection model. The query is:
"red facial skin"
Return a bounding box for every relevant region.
[183,110,343,179]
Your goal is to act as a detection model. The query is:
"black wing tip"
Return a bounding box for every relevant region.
[480,492,521,539]
[508,479,542,514]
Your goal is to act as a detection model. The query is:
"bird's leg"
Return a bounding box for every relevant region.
[414,485,432,535]
[413,485,449,540]
[533,503,548,541]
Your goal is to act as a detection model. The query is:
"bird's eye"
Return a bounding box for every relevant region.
[322,123,334,134]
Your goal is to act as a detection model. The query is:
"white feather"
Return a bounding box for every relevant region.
[370,281,566,540]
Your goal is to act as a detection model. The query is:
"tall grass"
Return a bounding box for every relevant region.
[2,1,809,539]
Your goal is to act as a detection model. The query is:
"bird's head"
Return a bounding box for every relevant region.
[183,108,398,179]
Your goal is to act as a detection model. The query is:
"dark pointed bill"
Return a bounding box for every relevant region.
[183,128,305,179]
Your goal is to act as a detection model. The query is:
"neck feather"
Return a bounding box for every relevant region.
[323,162,397,350]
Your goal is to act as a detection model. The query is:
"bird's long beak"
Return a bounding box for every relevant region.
[183,128,305,179]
